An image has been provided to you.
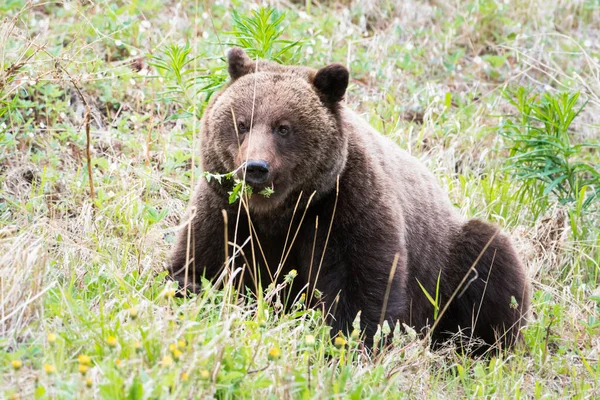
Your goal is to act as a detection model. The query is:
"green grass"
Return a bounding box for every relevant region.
[1,0,599,398]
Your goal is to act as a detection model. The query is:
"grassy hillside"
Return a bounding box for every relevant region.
[1,0,599,398]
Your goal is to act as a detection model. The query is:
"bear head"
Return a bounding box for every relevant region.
[201,47,350,214]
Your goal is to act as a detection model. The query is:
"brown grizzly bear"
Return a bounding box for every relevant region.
[169,47,531,352]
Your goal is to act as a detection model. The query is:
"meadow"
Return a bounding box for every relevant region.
[1,0,599,398]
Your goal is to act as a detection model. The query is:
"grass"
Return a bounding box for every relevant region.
[1,0,599,398]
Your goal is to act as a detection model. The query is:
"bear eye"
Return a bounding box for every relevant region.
[275,124,291,137]
[237,120,249,134]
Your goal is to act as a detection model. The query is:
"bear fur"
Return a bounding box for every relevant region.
[169,47,531,352]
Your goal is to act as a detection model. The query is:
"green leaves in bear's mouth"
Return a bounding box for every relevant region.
[228,179,252,204]
[203,170,275,204]
[203,170,236,185]
[258,186,275,198]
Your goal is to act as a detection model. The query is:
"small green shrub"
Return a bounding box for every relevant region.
[499,87,600,210]
[149,43,219,120]
[150,6,302,122]
[227,7,302,63]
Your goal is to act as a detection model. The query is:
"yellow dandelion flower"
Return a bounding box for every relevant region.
[47,333,57,343]
[115,359,122,368]
[181,372,189,381]
[106,336,118,347]
[11,359,23,370]
[168,343,177,353]
[304,335,315,346]
[78,364,89,375]
[199,369,210,380]
[43,364,55,374]
[172,349,183,360]
[128,308,138,319]
[85,377,93,388]
[161,355,173,367]
[78,354,91,366]
[177,339,186,349]
[267,347,281,361]
[284,269,298,283]
[334,336,347,349]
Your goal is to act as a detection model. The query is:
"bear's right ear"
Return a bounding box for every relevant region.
[227,47,254,80]
[312,63,349,105]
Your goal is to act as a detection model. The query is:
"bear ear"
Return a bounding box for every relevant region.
[312,63,349,104]
[227,47,254,80]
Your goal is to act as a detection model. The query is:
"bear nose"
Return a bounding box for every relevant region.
[244,160,270,185]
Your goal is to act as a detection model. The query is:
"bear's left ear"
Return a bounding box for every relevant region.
[312,63,349,104]
[227,47,255,80]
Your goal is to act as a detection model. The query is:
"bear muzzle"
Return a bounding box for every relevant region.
[239,159,271,186]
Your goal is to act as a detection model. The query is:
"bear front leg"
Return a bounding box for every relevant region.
[169,180,228,293]
[315,251,407,348]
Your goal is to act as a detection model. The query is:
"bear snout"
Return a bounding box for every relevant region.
[240,159,271,186]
